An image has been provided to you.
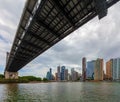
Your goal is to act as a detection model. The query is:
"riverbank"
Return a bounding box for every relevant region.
[0,79,29,83]
[0,75,49,83]
[0,79,75,84]
[0,80,116,84]
[0,79,53,84]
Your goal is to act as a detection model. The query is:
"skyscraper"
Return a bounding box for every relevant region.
[82,57,86,81]
[57,66,61,81]
[50,68,52,80]
[71,68,78,81]
[94,58,103,81]
[46,71,50,80]
[68,73,71,81]
[106,59,112,80]
[46,68,52,80]
[61,66,65,80]
[65,69,68,80]
[71,68,74,81]
[86,60,95,80]
[112,58,120,80]
[55,73,58,80]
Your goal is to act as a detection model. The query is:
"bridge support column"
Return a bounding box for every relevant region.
[4,71,18,79]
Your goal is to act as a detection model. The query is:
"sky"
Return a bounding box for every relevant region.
[0,1,120,78]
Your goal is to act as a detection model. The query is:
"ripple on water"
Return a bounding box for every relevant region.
[0,82,120,102]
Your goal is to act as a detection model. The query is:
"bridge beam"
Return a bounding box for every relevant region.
[52,0,75,26]
[4,71,18,79]
[94,0,107,19]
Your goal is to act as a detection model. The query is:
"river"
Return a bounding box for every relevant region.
[0,82,120,102]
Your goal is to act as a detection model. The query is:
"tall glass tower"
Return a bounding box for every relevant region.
[61,66,65,80]
[50,68,52,80]
[86,60,95,80]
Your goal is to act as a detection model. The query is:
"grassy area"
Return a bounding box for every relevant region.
[19,76,42,81]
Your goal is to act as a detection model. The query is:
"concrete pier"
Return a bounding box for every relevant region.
[4,71,18,79]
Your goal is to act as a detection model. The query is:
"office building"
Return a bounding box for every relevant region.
[106,59,112,80]
[112,58,120,80]
[71,68,74,81]
[86,60,95,80]
[65,69,68,80]
[55,73,58,80]
[82,57,86,81]
[49,68,52,80]
[61,66,65,80]
[57,66,61,81]
[94,58,104,80]
[46,71,50,80]
[68,73,71,81]
[71,68,78,81]
[46,68,52,80]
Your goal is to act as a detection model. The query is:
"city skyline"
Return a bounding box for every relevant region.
[45,57,120,81]
[46,66,80,81]
[0,1,120,77]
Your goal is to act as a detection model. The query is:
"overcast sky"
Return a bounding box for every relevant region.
[0,1,120,78]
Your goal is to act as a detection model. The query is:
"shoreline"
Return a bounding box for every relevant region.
[0,80,119,84]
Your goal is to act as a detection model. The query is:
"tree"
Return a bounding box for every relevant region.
[0,74,4,79]
[19,76,42,81]
[43,78,48,82]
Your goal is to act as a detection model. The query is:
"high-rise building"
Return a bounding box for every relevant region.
[82,57,86,81]
[61,66,65,80]
[106,60,112,80]
[86,60,95,80]
[55,73,58,80]
[50,68,52,80]
[94,58,104,81]
[52,74,55,80]
[65,69,68,80]
[75,71,79,80]
[71,68,74,81]
[46,68,52,80]
[46,71,50,80]
[71,68,78,81]
[57,66,61,81]
[112,58,120,80]
[68,73,71,81]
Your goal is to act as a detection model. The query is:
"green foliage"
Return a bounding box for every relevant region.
[86,77,94,80]
[0,75,42,83]
[0,74,4,79]
[0,79,29,83]
[19,76,42,81]
[43,78,48,82]
[77,77,80,80]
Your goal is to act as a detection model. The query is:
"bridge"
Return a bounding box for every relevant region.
[4,0,120,79]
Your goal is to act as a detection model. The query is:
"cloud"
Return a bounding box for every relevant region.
[0,0,25,74]
[0,1,120,77]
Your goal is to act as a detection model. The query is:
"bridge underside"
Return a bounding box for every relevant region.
[5,0,120,72]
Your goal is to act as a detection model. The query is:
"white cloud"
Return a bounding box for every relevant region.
[0,10,16,30]
[0,0,25,73]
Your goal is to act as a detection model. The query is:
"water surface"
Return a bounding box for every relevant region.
[0,82,120,102]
